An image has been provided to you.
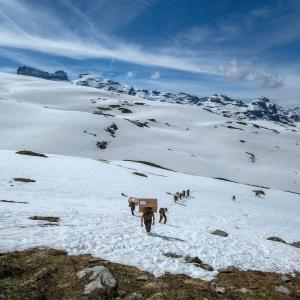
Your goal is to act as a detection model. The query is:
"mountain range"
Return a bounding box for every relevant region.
[16,66,300,124]
[74,74,300,124]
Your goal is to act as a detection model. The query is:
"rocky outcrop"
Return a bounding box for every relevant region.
[73,74,300,124]
[17,66,69,81]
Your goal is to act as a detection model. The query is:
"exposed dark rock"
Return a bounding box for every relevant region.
[13,178,36,183]
[109,104,122,108]
[226,125,244,131]
[16,150,47,158]
[211,230,228,237]
[185,256,214,271]
[240,140,246,143]
[124,119,149,128]
[119,108,132,113]
[163,253,182,259]
[148,119,157,122]
[29,216,60,222]
[0,200,28,204]
[97,106,112,111]
[124,160,174,171]
[17,66,68,81]
[267,236,286,244]
[164,253,213,272]
[290,241,300,248]
[132,172,148,178]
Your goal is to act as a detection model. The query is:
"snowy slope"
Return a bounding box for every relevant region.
[0,150,299,280]
[0,72,300,193]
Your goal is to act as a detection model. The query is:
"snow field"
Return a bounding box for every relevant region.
[0,150,299,280]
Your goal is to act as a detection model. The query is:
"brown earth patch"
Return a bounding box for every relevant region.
[0,248,299,299]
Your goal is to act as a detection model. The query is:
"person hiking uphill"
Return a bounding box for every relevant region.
[141,207,155,233]
[129,201,136,215]
[187,189,190,197]
[159,207,168,224]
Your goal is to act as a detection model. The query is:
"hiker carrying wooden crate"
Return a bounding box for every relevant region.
[141,207,155,233]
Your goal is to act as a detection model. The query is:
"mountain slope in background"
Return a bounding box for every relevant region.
[74,74,300,123]
[1,72,300,193]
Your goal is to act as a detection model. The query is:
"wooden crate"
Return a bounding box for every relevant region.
[138,198,158,213]
[128,197,139,205]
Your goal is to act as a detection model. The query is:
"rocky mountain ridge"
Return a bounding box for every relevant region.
[17,66,69,81]
[74,74,300,124]
[15,67,299,123]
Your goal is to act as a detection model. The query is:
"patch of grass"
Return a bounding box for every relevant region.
[0,249,299,299]
[16,150,47,158]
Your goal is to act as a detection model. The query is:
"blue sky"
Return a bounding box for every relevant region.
[0,0,300,104]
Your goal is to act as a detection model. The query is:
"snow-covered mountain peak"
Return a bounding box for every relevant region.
[73,74,300,124]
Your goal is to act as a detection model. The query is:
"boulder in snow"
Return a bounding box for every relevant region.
[211,229,228,237]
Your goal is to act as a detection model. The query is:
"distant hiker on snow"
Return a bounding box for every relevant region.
[187,189,190,197]
[182,190,186,198]
[159,207,168,224]
[129,201,136,215]
[173,194,178,203]
[141,207,155,233]
[232,195,236,201]
[254,190,265,197]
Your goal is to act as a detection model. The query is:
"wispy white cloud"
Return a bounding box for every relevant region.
[150,71,160,80]
[0,0,296,91]
[253,72,284,88]
[225,60,284,88]
[126,71,135,78]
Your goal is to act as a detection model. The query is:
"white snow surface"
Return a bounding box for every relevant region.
[0,72,299,193]
[0,72,300,280]
[0,150,300,280]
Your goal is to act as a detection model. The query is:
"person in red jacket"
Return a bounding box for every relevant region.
[159,207,168,224]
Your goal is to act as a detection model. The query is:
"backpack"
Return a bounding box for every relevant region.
[144,208,153,221]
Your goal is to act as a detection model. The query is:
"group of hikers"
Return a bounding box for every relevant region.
[129,202,168,233]
[173,189,190,202]
[128,189,191,233]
